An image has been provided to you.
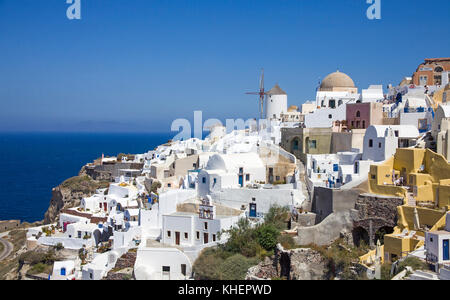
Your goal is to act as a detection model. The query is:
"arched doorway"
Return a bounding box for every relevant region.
[374,226,394,245]
[352,227,370,247]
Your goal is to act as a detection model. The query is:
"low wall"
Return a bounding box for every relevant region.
[212,188,305,214]
[295,210,357,246]
[37,236,94,249]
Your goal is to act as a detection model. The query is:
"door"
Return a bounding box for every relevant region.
[175,232,180,246]
[443,240,449,261]
[239,175,243,187]
[249,203,257,218]
[203,233,209,244]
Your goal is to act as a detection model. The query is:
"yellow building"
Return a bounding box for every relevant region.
[362,148,450,263]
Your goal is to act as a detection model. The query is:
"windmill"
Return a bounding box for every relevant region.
[246,69,267,119]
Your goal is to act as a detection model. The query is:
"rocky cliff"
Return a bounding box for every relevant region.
[43,173,110,224]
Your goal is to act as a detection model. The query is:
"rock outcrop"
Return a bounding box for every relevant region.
[246,244,327,280]
[43,175,109,224]
[295,210,357,246]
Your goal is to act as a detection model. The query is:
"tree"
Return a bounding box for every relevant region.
[264,205,290,230]
[256,224,280,251]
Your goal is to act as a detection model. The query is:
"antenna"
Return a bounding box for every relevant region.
[245,68,267,119]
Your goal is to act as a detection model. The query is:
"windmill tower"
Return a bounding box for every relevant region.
[246,69,267,119]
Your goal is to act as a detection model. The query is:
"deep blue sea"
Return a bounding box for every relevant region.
[0,132,173,222]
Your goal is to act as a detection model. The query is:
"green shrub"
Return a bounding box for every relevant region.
[28,263,50,275]
[216,254,259,280]
[256,224,280,251]
[193,248,224,280]
[264,205,290,230]
[397,257,428,273]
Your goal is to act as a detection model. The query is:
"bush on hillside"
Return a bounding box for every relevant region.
[256,224,280,251]
[264,205,290,230]
[216,254,259,280]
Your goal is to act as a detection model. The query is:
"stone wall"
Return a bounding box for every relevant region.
[246,244,326,280]
[352,193,403,246]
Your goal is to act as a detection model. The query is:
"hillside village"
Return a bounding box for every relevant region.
[2,57,450,280]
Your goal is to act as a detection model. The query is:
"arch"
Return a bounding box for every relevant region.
[352,227,370,247]
[435,66,444,73]
[356,110,361,118]
[374,226,394,245]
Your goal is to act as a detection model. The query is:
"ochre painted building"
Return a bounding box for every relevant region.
[363,148,450,262]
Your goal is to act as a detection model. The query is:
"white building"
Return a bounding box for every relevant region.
[362,125,420,162]
[425,213,450,267]
[306,152,372,189]
[198,152,266,198]
[51,260,77,280]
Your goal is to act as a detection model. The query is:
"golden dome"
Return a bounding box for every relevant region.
[320,71,355,91]
[288,105,298,112]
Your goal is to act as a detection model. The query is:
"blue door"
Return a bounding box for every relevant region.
[249,203,257,218]
[444,240,449,261]
[239,175,243,187]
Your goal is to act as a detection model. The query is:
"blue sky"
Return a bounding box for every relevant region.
[0,0,449,132]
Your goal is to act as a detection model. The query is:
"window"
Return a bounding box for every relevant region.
[329,100,336,109]
[167,183,171,188]
[167,231,171,238]
[213,178,217,184]
[202,177,206,184]
[204,222,208,230]
[369,139,373,148]
[435,66,444,73]
[89,273,93,279]
[181,264,187,276]
[333,164,339,172]
[356,111,361,118]
[379,142,382,148]
[362,120,366,128]
[246,174,250,181]
[162,266,170,272]
[328,114,332,119]
[78,231,82,238]
[213,234,216,242]
[309,140,317,149]
[371,175,376,180]
[196,231,200,240]
[239,168,243,174]
[351,121,354,128]
[356,121,360,128]
[184,232,188,240]
[60,268,66,276]
[394,131,399,137]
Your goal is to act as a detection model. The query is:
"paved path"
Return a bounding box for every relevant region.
[0,234,13,261]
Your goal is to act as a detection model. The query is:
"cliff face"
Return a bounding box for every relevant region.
[43,174,110,224]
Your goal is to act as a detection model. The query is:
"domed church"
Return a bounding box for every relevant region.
[319,71,358,93]
[315,70,359,109]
